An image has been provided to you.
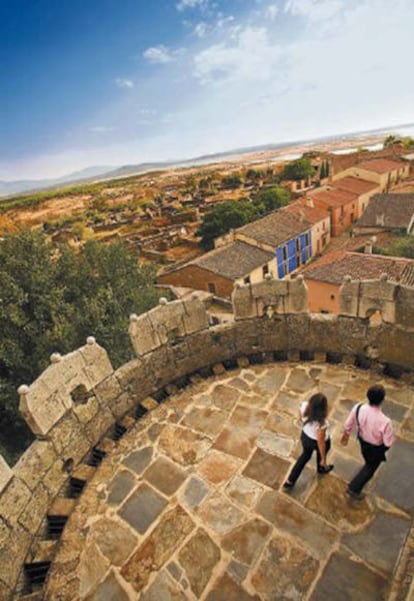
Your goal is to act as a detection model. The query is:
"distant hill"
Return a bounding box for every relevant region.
[2,121,413,198]
[0,166,112,197]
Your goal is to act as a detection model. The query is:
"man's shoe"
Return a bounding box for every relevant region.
[346,488,365,501]
[318,464,334,474]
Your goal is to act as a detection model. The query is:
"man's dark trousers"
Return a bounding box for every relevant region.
[348,438,387,494]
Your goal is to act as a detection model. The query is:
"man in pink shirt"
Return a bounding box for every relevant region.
[341,384,394,500]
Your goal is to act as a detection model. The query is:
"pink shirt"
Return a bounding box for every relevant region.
[344,403,394,447]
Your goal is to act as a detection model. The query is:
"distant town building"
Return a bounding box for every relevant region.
[354,194,414,235]
[332,158,409,192]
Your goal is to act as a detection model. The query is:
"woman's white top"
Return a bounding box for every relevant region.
[300,401,329,440]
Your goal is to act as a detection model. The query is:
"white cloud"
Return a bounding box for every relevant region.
[143,45,182,64]
[193,26,283,85]
[89,126,114,133]
[284,0,344,22]
[194,22,209,37]
[264,4,279,20]
[176,0,209,11]
[115,78,134,89]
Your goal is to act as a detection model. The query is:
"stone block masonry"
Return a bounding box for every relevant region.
[0,276,414,599]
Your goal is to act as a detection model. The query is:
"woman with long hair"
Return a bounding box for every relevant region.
[284,392,334,489]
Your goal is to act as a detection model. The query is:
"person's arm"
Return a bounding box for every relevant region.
[383,420,394,448]
[340,404,357,446]
[317,428,327,467]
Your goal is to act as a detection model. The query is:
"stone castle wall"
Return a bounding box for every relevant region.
[1,277,414,599]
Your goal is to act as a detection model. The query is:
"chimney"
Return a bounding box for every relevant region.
[305,195,314,208]
[364,235,377,254]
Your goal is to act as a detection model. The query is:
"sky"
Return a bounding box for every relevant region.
[1,0,414,180]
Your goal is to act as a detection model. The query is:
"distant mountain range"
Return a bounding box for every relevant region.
[1,122,413,198]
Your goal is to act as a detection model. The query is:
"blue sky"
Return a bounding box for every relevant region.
[1,0,414,180]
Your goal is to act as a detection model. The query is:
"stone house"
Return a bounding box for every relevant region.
[234,200,330,277]
[331,176,380,216]
[333,158,409,192]
[307,187,359,236]
[158,240,276,298]
[301,250,414,314]
[353,193,414,235]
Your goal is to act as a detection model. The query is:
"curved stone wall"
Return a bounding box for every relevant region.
[0,277,413,599]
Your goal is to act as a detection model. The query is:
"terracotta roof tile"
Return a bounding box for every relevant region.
[236,201,327,247]
[193,240,274,280]
[309,188,358,208]
[356,194,414,229]
[302,251,414,285]
[333,177,379,196]
[358,158,405,174]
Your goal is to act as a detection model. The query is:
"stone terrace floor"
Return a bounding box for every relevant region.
[44,362,414,601]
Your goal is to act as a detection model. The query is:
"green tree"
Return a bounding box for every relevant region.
[0,230,160,463]
[221,175,242,190]
[319,161,326,179]
[386,236,414,259]
[280,157,314,181]
[252,186,290,214]
[196,201,259,250]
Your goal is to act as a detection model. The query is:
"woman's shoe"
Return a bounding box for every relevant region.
[318,464,334,474]
[283,480,294,489]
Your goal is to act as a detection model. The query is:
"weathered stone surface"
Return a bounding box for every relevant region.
[73,395,100,424]
[242,448,290,489]
[251,533,319,600]
[222,518,271,565]
[272,390,301,417]
[91,517,138,566]
[257,491,338,559]
[205,573,261,601]
[118,483,167,534]
[179,528,221,597]
[140,571,187,601]
[48,497,75,516]
[256,429,294,457]
[0,477,31,525]
[227,560,249,584]
[306,475,373,530]
[79,542,110,598]
[254,367,288,394]
[143,456,187,496]
[230,404,267,430]
[343,512,411,575]
[84,570,129,601]
[210,384,240,410]
[225,475,264,509]
[158,425,211,465]
[182,406,227,437]
[122,446,153,474]
[198,451,241,484]
[0,523,31,589]
[265,411,298,438]
[94,374,123,407]
[310,550,388,601]
[285,367,316,393]
[18,482,49,534]
[373,438,414,513]
[213,426,256,459]
[180,476,210,510]
[13,440,57,490]
[121,505,195,592]
[0,459,13,494]
[197,492,245,534]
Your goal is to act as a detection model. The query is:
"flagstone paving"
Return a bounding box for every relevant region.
[44,362,414,601]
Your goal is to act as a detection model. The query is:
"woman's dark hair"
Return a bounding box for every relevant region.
[304,393,328,425]
[367,385,385,406]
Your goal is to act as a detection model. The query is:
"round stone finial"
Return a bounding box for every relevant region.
[86,336,96,345]
[264,273,272,281]
[296,274,304,282]
[18,384,30,396]
[50,352,62,363]
[344,275,352,283]
[159,297,168,305]
[130,313,139,322]
[235,283,241,289]
[380,273,388,282]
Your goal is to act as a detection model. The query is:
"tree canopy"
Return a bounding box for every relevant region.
[196,201,259,250]
[252,186,290,213]
[0,230,160,463]
[280,157,314,181]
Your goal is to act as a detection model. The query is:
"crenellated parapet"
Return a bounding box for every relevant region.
[1,279,414,599]
[232,274,308,319]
